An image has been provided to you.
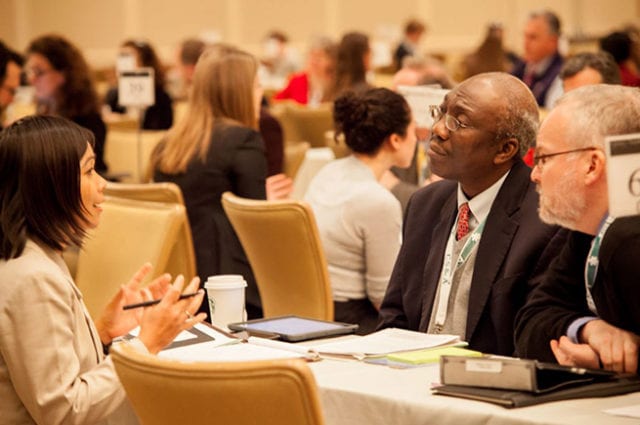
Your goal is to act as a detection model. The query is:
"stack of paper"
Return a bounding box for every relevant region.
[386,346,481,365]
[308,328,463,360]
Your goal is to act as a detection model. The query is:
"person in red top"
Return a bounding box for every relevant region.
[600,31,640,87]
[273,36,336,105]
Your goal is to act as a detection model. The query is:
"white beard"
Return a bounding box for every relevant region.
[537,168,587,230]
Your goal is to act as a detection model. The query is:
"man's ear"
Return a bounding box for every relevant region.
[494,137,519,165]
[584,149,606,186]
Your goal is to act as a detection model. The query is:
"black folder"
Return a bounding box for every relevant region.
[433,355,640,408]
[432,376,640,408]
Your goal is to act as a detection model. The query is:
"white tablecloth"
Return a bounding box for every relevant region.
[309,359,640,425]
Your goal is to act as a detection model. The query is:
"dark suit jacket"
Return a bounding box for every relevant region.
[511,52,563,107]
[379,160,567,355]
[259,108,284,176]
[393,41,414,71]
[515,216,640,362]
[153,123,267,318]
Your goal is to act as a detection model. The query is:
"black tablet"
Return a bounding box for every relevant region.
[227,315,358,342]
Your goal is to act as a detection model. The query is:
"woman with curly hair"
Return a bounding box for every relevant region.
[26,34,108,173]
[304,88,416,334]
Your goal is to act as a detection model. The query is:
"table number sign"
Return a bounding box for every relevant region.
[605,133,640,217]
[118,68,155,107]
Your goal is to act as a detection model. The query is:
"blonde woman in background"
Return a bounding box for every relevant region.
[150,45,267,319]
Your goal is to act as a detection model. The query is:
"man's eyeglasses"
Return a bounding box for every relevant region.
[429,105,472,132]
[533,147,598,169]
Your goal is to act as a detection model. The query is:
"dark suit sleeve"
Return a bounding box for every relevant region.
[259,109,284,176]
[596,219,640,334]
[104,87,125,114]
[515,231,594,362]
[377,194,416,330]
[230,129,267,200]
[142,88,174,130]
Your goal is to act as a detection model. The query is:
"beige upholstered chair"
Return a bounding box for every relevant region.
[111,343,325,425]
[75,197,187,319]
[283,141,310,179]
[271,102,334,147]
[104,129,167,182]
[221,192,334,321]
[324,130,351,159]
[103,182,196,285]
[104,181,185,204]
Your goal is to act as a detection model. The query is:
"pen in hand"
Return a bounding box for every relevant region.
[122,291,201,310]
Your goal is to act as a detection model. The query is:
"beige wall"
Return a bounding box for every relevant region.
[1,0,638,68]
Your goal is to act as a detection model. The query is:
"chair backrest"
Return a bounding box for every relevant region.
[324,130,351,159]
[104,129,167,183]
[271,102,334,148]
[111,343,325,425]
[283,141,310,179]
[75,197,186,319]
[221,192,333,321]
[104,181,185,204]
[103,182,196,284]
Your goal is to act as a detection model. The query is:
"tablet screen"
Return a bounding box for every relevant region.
[228,316,357,341]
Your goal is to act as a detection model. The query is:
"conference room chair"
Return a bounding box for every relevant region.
[283,141,310,179]
[104,115,139,131]
[104,129,167,183]
[75,196,187,319]
[104,181,185,204]
[111,342,326,425]
[271,102,334,147]
[103,182,196,284]
[221,192,334,321]
[324,130,351,159]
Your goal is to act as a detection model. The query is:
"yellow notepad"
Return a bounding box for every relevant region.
[386,346,482,365]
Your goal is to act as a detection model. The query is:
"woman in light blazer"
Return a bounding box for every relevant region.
[0,115,206,425]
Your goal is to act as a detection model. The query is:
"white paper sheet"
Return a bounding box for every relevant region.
[309,328,461,359]
[603,404,640,419]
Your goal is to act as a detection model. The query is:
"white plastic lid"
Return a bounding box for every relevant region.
[204,275,247,290]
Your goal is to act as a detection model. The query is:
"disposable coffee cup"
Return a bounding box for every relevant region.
[204,275,247,329]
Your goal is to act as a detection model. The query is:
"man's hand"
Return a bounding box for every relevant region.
[550,336,600,369]
[579,319,640,373]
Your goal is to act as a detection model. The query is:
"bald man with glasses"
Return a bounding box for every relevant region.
[516,84,640,374]
[378,72,567,356]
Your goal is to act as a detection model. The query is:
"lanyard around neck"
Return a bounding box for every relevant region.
[433,216,486,328]
[583,215,615,314]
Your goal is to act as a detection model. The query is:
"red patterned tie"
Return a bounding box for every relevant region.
[456,202,470,241]
[523,69,535,87]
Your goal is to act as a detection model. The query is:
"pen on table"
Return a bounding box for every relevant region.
[122,291,201,310]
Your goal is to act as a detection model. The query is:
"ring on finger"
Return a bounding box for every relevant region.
[185,310,193,320]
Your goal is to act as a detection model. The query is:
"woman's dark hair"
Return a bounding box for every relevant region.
[122,39,166,86]
[334,32,370,97]
[333,88,411,155]
[0,115,94,259]
[599,31,632,64]
[27,35,100,118]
